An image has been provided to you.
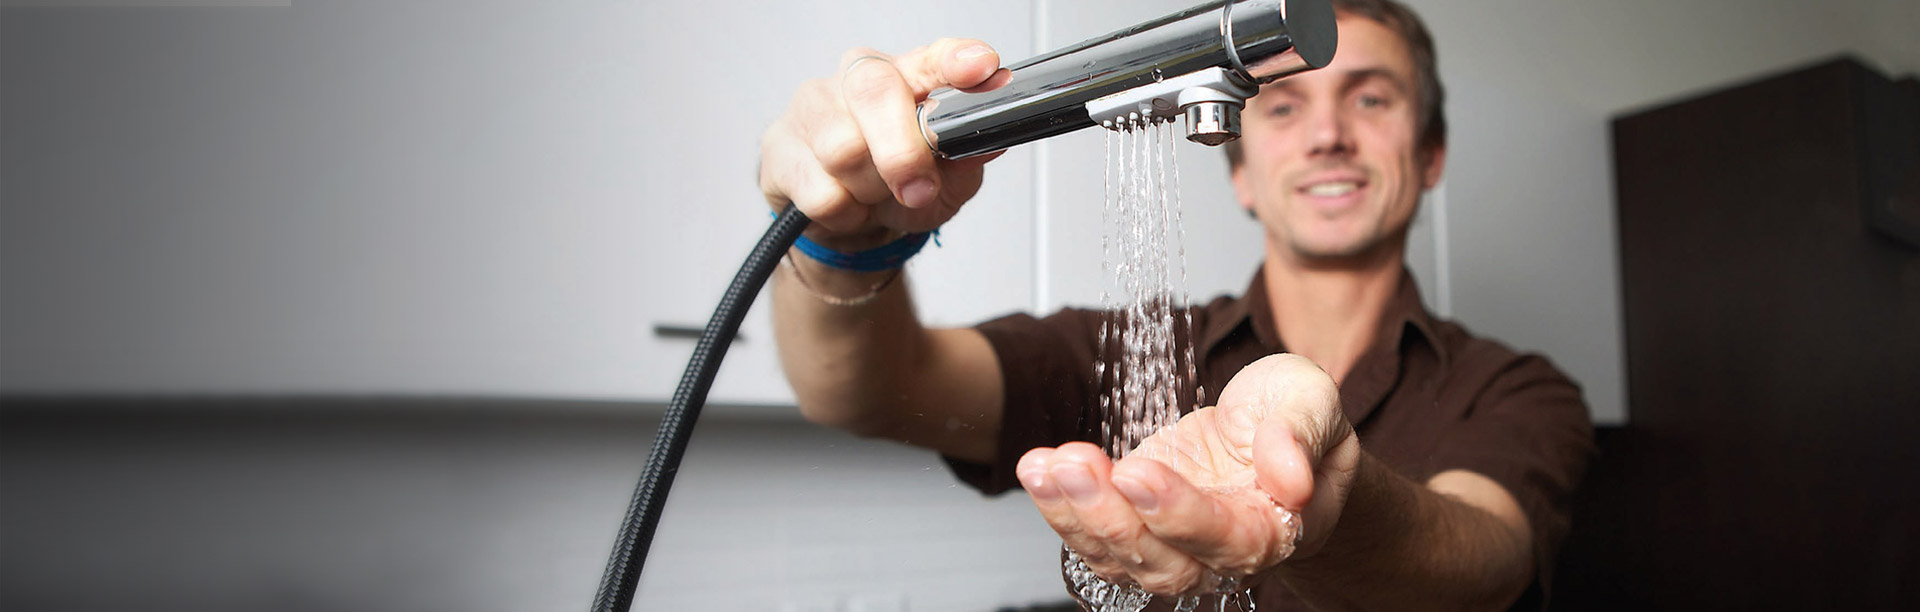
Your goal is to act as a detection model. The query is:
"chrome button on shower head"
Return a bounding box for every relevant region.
[1184,102,1241,146]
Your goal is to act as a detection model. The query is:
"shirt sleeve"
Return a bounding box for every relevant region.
[1431,350,1597,610]
[941,309,1106,495]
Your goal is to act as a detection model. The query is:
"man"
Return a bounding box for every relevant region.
[757,1,1593,610]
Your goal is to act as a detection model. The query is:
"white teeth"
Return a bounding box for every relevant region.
[1304,181,1359,196]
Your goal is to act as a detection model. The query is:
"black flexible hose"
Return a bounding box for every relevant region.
[590,203,811,612]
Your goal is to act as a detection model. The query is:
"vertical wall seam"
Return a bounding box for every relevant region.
[1433,183,1452,318]
[1031,0,1052,312]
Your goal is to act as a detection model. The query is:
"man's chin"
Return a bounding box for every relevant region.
[1287,235,1393,266]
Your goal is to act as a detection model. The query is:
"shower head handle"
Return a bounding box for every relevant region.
[917,0,1336,159]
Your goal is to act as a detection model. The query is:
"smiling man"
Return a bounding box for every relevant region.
[759,1,1594,610]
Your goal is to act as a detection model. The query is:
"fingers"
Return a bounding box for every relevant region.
[761,106,867,232]
[838,50,938,209]
[836,39,1005,211]
[1020,443,1209,595]
[893,38,1004,94]
[1019,444,1117,570]
[1115,455,1298,577]
[758,38,1007,236]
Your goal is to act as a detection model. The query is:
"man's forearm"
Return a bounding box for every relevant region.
[1277,452,1533,612]
[770,252,926,433]
[768,248,1005,464]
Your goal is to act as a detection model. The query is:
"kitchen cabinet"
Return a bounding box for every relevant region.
[0,0,1033,407]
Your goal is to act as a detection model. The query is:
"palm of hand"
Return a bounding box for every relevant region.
[1107,401,1306,582]
[1021,354,1341,593]
[1124,404,1263,494]
[1115,354,1342,571]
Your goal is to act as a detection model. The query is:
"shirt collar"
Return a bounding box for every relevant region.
[1199,265,1452,411]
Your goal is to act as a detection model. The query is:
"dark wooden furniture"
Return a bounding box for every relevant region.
[1555,57,1919,610]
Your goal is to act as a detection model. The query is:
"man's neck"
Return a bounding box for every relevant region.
[1263,242,1405,385]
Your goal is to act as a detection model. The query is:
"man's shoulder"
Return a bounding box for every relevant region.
[1422,315,1583,399]
[974,306,1109,347]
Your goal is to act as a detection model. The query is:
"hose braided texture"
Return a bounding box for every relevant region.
[590,204,811,612]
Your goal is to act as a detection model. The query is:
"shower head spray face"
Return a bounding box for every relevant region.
[917,0,1336,159]
[1083,66,1256,143]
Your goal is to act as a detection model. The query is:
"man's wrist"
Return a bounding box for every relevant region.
[782,224,901,297]
[794,230,931,273]
[781,250,902,306]
[784,248,897,280]
[801,224,897,251]
[770,216,926,302]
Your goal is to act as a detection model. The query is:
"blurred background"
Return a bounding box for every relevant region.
[2,0,1915,610]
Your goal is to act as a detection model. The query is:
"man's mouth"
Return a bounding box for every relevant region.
[1302,181,1362,197]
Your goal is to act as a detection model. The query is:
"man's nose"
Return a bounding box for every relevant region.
[1304,103,1354,157]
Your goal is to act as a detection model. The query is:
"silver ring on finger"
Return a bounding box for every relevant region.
[842,54,894,83]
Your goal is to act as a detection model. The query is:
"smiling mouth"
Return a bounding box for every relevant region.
[1302,181,1363,197]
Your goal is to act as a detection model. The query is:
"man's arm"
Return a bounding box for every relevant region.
[770,254,1003,463]
[1277,461,1533,611]
[758,39,1013,462]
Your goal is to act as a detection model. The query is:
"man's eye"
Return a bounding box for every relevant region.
[1357,95,1386,108]
[1269,104,1294,117]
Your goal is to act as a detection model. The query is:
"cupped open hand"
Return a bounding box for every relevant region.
[1016,354,1360,595]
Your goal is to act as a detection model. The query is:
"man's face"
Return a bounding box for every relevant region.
[1231,15,1444,262]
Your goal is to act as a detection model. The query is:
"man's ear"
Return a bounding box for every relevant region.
[1420,144,1448,190]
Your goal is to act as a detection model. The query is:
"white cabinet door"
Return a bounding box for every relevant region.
[0,0,1034,405]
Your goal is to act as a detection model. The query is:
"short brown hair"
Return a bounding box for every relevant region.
[1224,0,1446,166]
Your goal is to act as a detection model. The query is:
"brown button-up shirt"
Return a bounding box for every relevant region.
[946,267,1595,610]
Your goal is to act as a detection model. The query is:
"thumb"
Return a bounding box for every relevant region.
[1252,415,1360,562]
[893,38,1006,98]
[1252,418,1315,510]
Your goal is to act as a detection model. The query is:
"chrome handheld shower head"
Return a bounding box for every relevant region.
[918,0,1336,159]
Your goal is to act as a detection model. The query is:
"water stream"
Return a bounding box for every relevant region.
[1066,114,1252,612]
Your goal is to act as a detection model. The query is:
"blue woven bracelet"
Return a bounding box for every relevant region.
[792,230,934,272]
